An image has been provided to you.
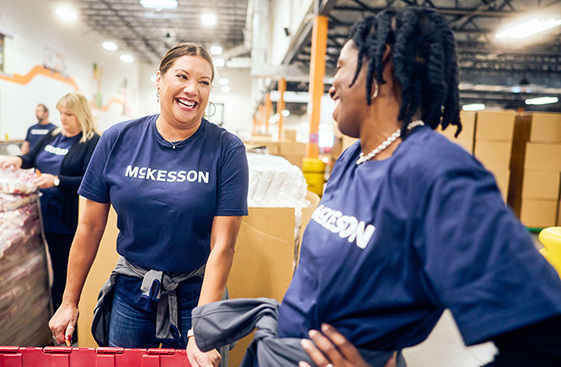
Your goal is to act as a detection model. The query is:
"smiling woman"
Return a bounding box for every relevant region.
[47,43,249,367]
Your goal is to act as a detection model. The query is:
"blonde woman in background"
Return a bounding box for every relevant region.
[1,92,100,317]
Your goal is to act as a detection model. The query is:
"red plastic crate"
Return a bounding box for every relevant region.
[0,346,190,367]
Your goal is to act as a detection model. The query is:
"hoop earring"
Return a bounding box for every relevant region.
[204,101,217,118]
[371,79,379,100]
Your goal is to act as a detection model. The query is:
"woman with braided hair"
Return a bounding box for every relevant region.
[274,7,561,367]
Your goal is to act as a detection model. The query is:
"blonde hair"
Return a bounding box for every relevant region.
[53,92,99,142]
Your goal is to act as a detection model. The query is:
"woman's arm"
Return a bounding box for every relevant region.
[48,199,110,344]
[187,215,243,367]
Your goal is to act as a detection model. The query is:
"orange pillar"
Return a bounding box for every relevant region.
[306,15,328,158]
[264,93,272,134]
[277,78,286,139]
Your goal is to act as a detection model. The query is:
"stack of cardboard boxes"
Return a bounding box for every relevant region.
[510,113,561,228]
[244,131,307,169]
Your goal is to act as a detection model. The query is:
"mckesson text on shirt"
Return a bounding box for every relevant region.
[45,145,70,156]
[311,204,375,249]
[125,165,210,183]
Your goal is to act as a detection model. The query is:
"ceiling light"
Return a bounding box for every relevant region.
[55,7,77,21]
[218,78,229,86]
[462,103,485,111]
[496,18,561,39]
[214,58,225,67]
[120,54,135,63]
[281,110,290,117]
[102,41,118,51]
[202,13,216,26]
[221,86,231,93]
[150,75,157,83]
[210,45,223,55]
[140,0,178,9]
[525,96,559,105]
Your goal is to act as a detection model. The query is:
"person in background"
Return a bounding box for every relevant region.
[48,42,248,367]
[1,92,100,316]
[272,7,561,367]
[20,104,57,154]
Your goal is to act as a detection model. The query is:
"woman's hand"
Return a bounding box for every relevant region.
[299,324,396,367]
[49,302,79,345]
[32,173,57,189]
[0,156,23,170]
[187,336,221,367]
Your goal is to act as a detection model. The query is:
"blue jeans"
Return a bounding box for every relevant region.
[108,288,198,348]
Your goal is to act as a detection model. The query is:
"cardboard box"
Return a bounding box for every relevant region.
[279,141,307,168]
[244,140,281,155]
[475,110,516,141]
[283,129,297,141]
[474,141,512,169]
[524,143,561,171]
[522,170,561,200]
[520,198,558,228]
[78,201,120,348]
[486,167,510,203]
[228,192,320,367]
[528,112,561,143]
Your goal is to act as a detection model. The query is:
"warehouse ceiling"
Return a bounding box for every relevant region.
[68,0,250,65]
[67,0,561,112]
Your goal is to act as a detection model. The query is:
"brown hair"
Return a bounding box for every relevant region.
[159,42,215,81]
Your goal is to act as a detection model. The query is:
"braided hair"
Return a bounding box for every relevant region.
[349,7,462,138]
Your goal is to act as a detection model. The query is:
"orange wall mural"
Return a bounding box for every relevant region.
[0,65,124,112]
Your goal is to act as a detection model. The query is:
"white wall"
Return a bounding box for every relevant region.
[211,67,254,139]
[0,0,142,139]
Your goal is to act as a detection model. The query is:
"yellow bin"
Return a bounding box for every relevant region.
[538,227,561,278]
[302,157,326,196]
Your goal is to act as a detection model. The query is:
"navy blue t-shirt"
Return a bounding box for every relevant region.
[36,132,80,234]
[278,126,561,350]
[25,122,57,150]
[79,114,249,273]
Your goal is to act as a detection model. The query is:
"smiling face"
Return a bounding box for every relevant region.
[156,55,213,129]
[329,40,369,138]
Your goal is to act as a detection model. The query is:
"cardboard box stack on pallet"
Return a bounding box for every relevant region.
[509,113,561,228]
[473,110,516,203]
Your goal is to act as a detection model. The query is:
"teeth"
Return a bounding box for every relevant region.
[178,99,196,108]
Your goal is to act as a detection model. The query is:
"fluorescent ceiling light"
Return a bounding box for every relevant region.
[462,103,485,111]
[218,77,229,86]
[102,41,118,51]
[140,0,178,9]
[55,7,77,21]
[150,75,157,83]
[210,45,223,55]
[281,110,290,117]
[120,54,135,63]
[525,96,559,105]
[214,58,225,67]
[496,18,561,39]
[202,13,216,26]
[221,86,231,93]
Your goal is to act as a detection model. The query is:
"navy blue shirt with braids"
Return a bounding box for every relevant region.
[79,114,249,273]
[278,126,561,350]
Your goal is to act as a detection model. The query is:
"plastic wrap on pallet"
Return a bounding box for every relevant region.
[0,168,51,346]
[247,153,309,208]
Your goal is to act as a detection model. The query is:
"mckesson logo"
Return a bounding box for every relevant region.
[311,204,375,249]
[125,165,209,183]
[44,145,69,156]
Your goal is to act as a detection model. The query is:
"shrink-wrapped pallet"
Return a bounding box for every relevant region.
[0,168,51,346]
